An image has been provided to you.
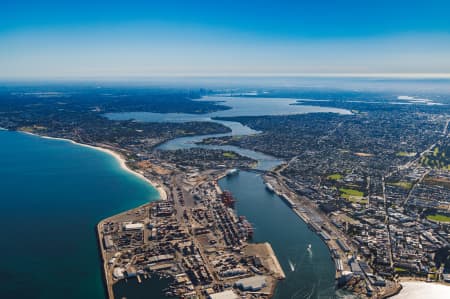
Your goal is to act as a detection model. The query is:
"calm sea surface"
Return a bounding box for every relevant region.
[0,130,159,299]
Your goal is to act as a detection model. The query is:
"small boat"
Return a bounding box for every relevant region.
[288,260,296,271]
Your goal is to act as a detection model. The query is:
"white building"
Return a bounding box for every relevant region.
[209,290,239,299]
[123,222,144,231]
[234,275,267,291]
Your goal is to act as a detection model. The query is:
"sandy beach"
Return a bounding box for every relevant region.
[21,131,167,201]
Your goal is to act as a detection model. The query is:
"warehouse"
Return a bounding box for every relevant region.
[235,275,267,291]
[208,290,239,299]
[123,222,144,231]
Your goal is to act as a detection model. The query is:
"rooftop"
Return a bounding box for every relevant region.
[208,290,239,299]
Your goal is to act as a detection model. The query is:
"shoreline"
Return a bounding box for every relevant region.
[98,169,285,299]
[16,129,443,299]
[19,131,167,201]
[96,203,158,299]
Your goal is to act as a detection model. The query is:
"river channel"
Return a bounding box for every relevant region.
[106,96,352,298]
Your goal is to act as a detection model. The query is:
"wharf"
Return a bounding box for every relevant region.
[96,202,150,299]
[264,243,286,279]
[97,219,115,299]
[262,175,361,284]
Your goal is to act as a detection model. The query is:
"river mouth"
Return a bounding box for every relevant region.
[219,171,337,299]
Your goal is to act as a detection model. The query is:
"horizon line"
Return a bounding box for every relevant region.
[2,73,450,82]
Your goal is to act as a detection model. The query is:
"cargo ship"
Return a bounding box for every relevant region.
[226,168,239,176]
[280,193,297,208]
[239,216,254,240]
[221,190,236,208]
[265,182,274,192]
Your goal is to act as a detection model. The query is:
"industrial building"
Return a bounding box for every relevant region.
[234,275,267,291]
[208,290,239,299]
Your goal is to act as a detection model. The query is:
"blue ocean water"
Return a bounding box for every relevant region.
[0,130,159,299]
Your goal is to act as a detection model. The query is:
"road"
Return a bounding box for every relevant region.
[382,176,394,268]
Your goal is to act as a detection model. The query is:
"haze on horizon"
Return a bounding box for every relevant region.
[2,0,450,79]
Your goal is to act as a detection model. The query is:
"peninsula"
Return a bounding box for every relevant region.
[97,164,285,299]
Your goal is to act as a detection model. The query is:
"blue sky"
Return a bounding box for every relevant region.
[2,0,450,78]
